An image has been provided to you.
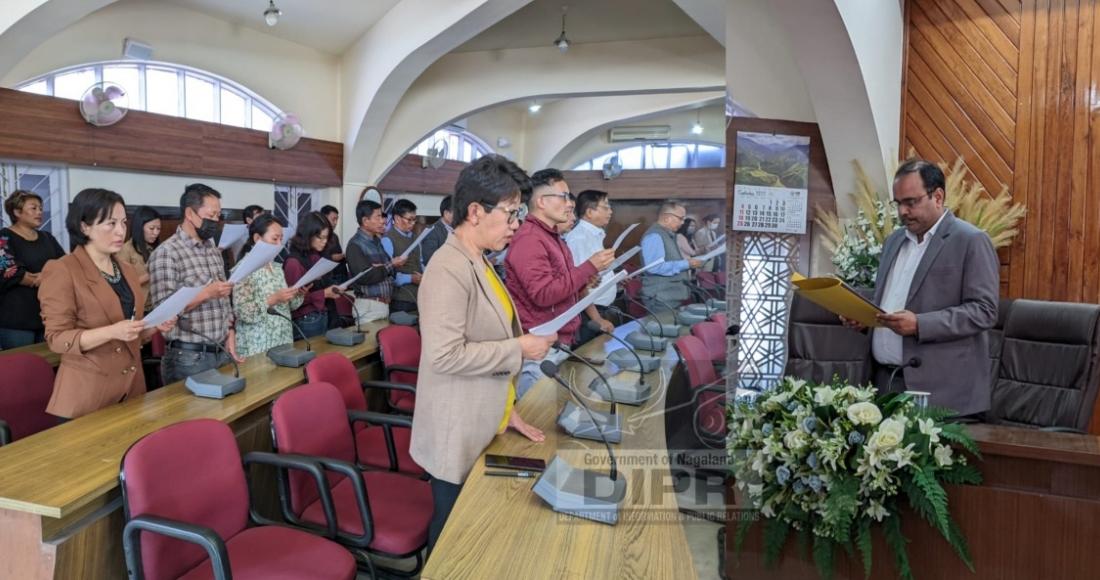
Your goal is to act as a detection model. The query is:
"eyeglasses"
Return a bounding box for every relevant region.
[540,192,570,202]
[662,211,687,222]
[889,193,932,210]
[481,203,523,224]
[394,213,416,224]
[596,203,613,211]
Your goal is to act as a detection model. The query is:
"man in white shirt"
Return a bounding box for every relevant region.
[844,159,999,417]
[565,189,618,344]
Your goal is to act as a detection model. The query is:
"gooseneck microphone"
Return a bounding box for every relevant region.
[888,357,922,392]
[541,360,619,482]
[266,306,312,351]
[176,317,247,398]
[604,305,655,339]
[584,319,645,386]
[554,342,618,414]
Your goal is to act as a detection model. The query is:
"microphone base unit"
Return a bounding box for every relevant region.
[532,456,627,525]
[676,308,709,326]
[185,369,246,399]
[626,330,668,353]
[682,303,711,316]
[325,328,366,346]
[706,298,727,310]
[266,344,317,368]
[557,401,623,443]
[606,348,662,373]
[643,320,681,338]
[588,376,652,406]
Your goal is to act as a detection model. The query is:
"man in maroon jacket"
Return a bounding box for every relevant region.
[505,168,615,397]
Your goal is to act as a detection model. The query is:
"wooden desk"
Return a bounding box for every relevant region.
[726,423,1100,579]
[422,336,697,579]
[0,322,386,580]
[1,341,59,367]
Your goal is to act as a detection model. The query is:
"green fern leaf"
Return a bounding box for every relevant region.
[763,517,791,567]
[939,424,981,457]
[883,514,914,580]
[856,519,873,579]
[813,534,836,580]
[913,468,951,536]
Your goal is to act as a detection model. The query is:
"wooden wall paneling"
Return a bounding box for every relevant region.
[0,88,343,187]
[561,167,727,200]
[1085,3,1100,302]
[377,154,467,195]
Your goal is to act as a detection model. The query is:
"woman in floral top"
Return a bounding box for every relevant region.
[232,214,305,358]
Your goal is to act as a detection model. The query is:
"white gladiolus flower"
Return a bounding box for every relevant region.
[934,445,954,467]
[813,386,837,406]
[918,417,942,445]
[847,402,883,426]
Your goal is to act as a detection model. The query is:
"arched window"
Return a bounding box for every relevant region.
[572,142,725,171]
[16,60,283,131]
[409,127,494,163]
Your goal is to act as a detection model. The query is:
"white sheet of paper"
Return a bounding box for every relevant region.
[228,241,283,284]
[707,234,727,249]
[217,224,249,250]
[696,245,727,263]
[624,258,665,280]
[529,271,629,337]
[605,246,641,273]
[338,266,376,290]
[291,258,339,289]
[399,228,433,259]
[611,223,639,251]
[143,286,203,329]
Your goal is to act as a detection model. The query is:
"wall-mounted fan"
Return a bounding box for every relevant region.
[602,155,623,180]
[269,113,304,150]
[421,139,448,169]
[79,82,129,127]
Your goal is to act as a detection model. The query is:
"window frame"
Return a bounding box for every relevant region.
[408,126,494,162]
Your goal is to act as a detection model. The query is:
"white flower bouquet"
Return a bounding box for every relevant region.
[729,375,982,580]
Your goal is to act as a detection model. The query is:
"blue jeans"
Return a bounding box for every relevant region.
[0,328,44,350]
[293,311,328,341]
[161,347,231,385]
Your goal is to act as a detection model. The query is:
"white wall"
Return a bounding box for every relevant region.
[725,0,815,121]
[1,0,342,141]
[464,105,527,161]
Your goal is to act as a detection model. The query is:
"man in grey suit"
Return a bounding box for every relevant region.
[844,159,999,417]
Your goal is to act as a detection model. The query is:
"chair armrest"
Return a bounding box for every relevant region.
[384,364,419,376]
[0,419,10,446]
[242,452,337,539]
[312,457,374,547]
[361,379,417,395]
[123,515,231,580]
[348,410,412,473]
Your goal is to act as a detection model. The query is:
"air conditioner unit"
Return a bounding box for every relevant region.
[608,125,671,142]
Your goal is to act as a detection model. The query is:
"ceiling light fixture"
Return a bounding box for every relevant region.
[263,0,282,27]
[554,6,571,53]
[529,102,542,113]
[691,111,704,135]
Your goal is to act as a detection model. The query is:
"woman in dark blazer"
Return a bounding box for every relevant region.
[39,189,175,420]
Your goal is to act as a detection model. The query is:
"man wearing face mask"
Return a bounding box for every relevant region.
[149,183,240,384]
[694,214,722,271]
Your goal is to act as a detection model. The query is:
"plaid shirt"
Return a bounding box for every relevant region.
[149,228,232,344]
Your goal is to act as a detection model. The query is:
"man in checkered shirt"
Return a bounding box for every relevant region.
[149,184,238,384]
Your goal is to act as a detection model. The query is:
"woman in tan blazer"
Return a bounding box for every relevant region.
[39,189,175,421]
[410,155,556,551]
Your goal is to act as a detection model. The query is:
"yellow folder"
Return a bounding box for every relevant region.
[791,272,884,327]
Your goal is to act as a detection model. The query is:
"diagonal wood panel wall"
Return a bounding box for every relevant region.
[902,0,1100,301]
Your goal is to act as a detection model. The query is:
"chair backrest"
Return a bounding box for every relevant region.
[988,298,1014,384]
[785,293,871,386]
[991,299,1100,430]
[377,325,420,385]
[0,354,56,443]
[121,419,249,580]
[697,271,723,291]
[690,321,726,366]
[674,335,718,388]
[304,353,368,413]
[623,278,646,318]
[150,332,166,358]
[271,382,356,515]
[710,313,728,328]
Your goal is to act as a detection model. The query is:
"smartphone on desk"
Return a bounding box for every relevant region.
[484,454,547,472]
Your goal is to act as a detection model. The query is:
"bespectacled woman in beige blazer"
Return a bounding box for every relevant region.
[410,155,556,552]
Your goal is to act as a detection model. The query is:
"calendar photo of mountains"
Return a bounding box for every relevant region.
[734,132,811,189]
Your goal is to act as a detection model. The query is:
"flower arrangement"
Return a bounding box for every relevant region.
[729,375,982,580]
[815,156,1026,287]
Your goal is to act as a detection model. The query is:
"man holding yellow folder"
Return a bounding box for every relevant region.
[840,159,999,418]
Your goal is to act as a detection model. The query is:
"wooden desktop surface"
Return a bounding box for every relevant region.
[0,321,386,519]
[422,335,697,579]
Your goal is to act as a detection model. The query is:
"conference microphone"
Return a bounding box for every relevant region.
[678,279,715,310]
[325,290,367,346]
[264,307,317,367]
[176,317,246,398]
[604,305,670,353]
[584,319,653,381]
[554,342,618,415]
[541,360,622,479]
[617,297,680,338]
[888,357,922,392]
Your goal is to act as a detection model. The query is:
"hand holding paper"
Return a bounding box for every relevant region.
[529,271,628,337]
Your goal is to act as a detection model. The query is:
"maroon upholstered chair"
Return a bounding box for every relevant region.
[691,321,727,369]
[120,418,355,580]
[304,353,424,477]
[674,335,727,444]
[710,313,728,328]
[623,278,647,318]
[0,353,56,445]
[270,382,432,578]
[376,325,420,413]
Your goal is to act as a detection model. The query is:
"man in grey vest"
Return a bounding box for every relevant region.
[640,200,702,313]
[381,199,422,313]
